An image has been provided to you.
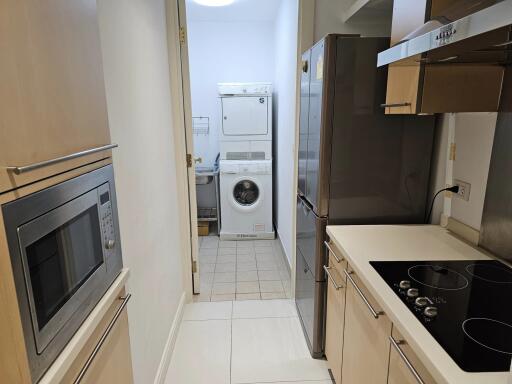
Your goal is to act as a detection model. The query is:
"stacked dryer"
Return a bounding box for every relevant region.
[218,82,274,240]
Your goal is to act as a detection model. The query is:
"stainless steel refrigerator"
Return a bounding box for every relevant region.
[295,35,436,358]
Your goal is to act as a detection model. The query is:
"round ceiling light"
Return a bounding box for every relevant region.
[193,0,235,6]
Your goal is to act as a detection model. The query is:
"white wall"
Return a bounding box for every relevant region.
[187,20,276,167]
[429,113,497,231]
[449,113,496,229]
[97,1,185,382]
[274,0,299,265]
[313,0,391,42]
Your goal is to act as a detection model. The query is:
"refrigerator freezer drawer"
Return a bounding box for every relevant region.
[295,249,326,358]
[296,195,328,280]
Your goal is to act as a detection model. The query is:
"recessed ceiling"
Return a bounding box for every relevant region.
[186,0,283,22]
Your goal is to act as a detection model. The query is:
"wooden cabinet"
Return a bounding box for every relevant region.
[322,240,440,384]
[384,0,504,114]
[340,265,392,384]
[61,292,134,384]
[388,327,437,384]
[0,0,112,193]
[77,310,133,384]
[324,243,347,384]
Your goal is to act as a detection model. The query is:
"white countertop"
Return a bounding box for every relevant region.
[326,225,510,384]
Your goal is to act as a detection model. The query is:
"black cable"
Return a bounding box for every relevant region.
[425,185,460,224]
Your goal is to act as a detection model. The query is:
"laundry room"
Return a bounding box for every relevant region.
[185,0,300,301]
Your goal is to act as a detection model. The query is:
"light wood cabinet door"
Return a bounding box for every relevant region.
[79,310,134,384]
[324,253,347,384]
[61,293,134,384]
[341,266,392,384]
[0,0,111,193]
[384,0,504,115]
[385,0,427,114]
[388,327,437,384]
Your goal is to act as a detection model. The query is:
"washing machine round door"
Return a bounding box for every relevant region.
[230,177,263,212]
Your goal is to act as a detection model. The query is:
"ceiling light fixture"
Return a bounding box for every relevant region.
[193,0,235,6]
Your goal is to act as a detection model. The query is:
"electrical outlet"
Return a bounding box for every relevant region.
[453,179,471,201]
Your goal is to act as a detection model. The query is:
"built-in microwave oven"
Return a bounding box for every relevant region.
[2,165,123,383]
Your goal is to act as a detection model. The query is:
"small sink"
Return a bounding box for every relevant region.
[195,166,218,185]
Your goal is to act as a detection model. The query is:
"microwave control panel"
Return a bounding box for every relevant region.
[98,183,117,271]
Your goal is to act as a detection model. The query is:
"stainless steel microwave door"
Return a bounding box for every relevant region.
[17,188,108,354]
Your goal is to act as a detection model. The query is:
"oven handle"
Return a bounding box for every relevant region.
[7,144,118,175]
[74,293,131,384]
[389,336,426,384]
[344,269,383,319]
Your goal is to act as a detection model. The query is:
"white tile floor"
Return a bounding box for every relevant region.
[195,238,292,302]
[166,300,331,384]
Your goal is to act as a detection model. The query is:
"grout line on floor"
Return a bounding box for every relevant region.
[232,315,298,320]
[229,300,234,384]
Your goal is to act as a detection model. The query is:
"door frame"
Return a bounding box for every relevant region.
[165,0,200,300]
[167,0,316,300]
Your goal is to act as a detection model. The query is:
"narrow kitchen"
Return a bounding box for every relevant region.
[0,1,511,384]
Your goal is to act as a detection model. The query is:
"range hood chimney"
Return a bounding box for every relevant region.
[378,0,512,67]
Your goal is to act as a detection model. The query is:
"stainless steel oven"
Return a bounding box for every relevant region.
[2,165,123,383]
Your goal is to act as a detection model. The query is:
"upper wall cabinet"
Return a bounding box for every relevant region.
[382,0,505,114]
[0,0,112,193]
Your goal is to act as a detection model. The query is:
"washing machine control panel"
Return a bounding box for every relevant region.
[220,160,272,175]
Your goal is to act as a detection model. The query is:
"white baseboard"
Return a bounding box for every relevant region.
[275,231,292,273]
[153,291,187,384]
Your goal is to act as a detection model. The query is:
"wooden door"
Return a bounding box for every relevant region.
[341,266,392,384]
[324,254,347,384]
[175,0,200,293]
[0,0,112,193]
[388,327,437,384]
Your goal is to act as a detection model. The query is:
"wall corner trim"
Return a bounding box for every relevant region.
[153,291,187,384]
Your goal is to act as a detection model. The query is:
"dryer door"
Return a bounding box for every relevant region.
[229,177,264,212]
[221,96,268,136]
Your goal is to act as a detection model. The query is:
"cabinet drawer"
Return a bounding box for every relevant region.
[341,265,392,384]
[324,256,346,384]
[388,327,437,384]
[60,290,134,384]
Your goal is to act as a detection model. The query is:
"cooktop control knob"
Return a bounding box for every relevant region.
[415,297,429,308]
[406,288,419,298]
[399,280,411,290]
[424,306,438,318]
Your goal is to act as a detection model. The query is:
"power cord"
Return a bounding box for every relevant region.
[425,186,460,224]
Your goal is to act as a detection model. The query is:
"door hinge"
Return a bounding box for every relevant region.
[449,143,456,161]
[179,27,186,45]
[186,153,192,168]
[192,260,197,273]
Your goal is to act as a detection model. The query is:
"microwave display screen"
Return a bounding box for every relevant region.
[100,191,110,205]
[25,206,104,330]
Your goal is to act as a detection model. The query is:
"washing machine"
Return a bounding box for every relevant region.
[219,160,274,240]
[218,82,273,160]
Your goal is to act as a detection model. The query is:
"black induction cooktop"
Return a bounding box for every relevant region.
[370,260,512,373]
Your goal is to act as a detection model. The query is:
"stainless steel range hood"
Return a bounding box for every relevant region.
[378,0,512,67]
